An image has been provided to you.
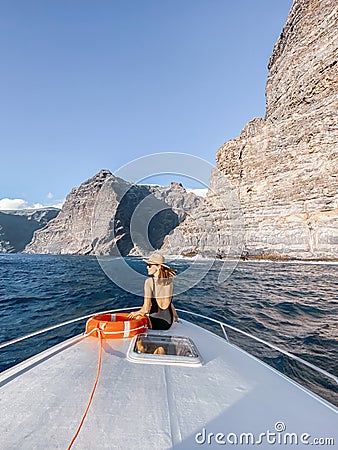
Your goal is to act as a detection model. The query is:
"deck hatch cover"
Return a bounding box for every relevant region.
[127,334,202,365]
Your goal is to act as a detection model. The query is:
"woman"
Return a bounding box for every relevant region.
[128,252,178,330]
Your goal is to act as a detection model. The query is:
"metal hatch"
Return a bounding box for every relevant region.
[127,333,203,366]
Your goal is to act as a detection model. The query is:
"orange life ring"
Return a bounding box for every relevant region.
[85,313,148,339]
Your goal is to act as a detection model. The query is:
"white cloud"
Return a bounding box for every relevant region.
[0,198,65,211]
[0,198,28,210]
[46,192,54,199]
[187,188,208,197]
[30,200,64,210]
[51,202,64,209]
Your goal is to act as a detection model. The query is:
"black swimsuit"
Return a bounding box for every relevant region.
[149,278,173,330]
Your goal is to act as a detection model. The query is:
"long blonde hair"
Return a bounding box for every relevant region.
[157,265,177,285]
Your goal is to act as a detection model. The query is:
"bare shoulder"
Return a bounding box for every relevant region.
[144,277,153,293]
[144,277,153,287]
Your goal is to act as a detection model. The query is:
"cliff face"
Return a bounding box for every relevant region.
[25,170,116,255]
[0,208,60,253]
[25,171,202,256]
[162,0,338,260]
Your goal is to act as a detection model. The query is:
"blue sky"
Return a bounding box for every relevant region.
[0,0,293,209]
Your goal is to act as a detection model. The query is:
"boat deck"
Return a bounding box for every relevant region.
[0,319,337,449]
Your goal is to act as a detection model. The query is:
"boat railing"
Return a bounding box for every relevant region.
[176,308,338,385]
[1,306,337,386]
[0,306,140,350]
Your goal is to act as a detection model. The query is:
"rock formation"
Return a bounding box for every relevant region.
[161,0,338,260]
[0,208,60,253]
[21,0,338,260]
[25,170,202,255]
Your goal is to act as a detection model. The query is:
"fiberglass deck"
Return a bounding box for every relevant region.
[0,319,337,449]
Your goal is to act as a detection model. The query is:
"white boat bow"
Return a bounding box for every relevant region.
[0,308,337,449]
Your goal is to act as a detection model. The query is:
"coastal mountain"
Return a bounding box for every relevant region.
[13,0,338,261]
[24,170,202,255]
[161,0,338,260]
[0,208,60,253]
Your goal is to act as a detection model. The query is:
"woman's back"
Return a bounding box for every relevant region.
[144,277,173,310]
[128,252,178,330]
[145,277,174,330]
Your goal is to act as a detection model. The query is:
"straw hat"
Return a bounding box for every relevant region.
[143,252,171,269]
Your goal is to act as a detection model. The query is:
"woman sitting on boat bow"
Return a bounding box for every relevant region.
[128,253,178,330]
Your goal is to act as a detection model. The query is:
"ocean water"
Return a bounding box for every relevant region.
[0,254,337,405]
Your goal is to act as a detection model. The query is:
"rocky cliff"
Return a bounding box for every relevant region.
[24,170,202,255]
[0,208,60,253]
[161,0,338,260]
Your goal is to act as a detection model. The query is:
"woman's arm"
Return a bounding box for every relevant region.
[139,294,151,315]
[171,304,179,322]
[128,279,152,319]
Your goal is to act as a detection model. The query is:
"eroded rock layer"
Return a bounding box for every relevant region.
[162,0,338,260]
[0,208,60,253]
[25,170,202,256]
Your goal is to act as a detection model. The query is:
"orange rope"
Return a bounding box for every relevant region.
[67,330,103,449]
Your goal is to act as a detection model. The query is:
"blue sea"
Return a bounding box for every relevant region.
[0,254,337,406]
